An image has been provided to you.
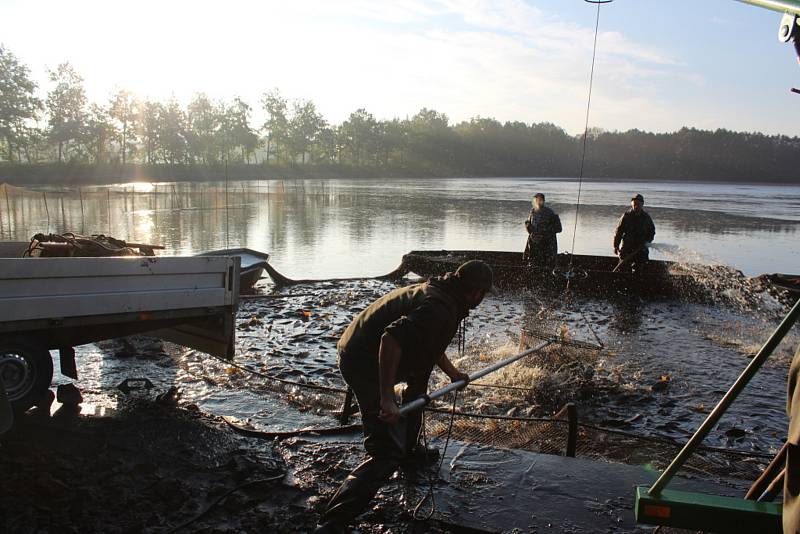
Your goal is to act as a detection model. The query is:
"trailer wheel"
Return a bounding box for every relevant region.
[0,341,53,412]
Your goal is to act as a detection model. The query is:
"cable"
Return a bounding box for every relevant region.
[206,351,347,393]
[568,0,605,274]
[413,388,459,522]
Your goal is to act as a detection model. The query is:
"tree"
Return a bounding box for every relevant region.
[218,97,259,163]
[46,62,87,163]
[159,98,189,165]
[139,100,162,164]
[187,93,219,164]
[84,103,115,164]
[382,118,409,166]
[313,125,339,164]
[287,99,324,164]
[0,45,42,162]
[261,89,288,164]
[109,89,138,165]
[339,109,376,165]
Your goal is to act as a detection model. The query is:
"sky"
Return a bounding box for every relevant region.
[1,0,799,135]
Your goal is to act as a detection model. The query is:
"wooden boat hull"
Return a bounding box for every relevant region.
[196,248,270,293]
[401,250,708,300]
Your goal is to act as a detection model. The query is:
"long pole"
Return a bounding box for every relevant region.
[399,340,554,415]
[42,191,50,233]
[225,158,230,250]
[648,298,800,495]
[4,185,11,235]
[734,0,800,15]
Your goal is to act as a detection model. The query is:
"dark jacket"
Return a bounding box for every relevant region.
[786,346,800,534]
[526,206,562,241]
[613,209,655,254]
[338,275,470,382]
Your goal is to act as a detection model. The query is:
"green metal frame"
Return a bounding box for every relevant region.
[634,299,800,528]
[635,487,782,532]
[735,0,800,16]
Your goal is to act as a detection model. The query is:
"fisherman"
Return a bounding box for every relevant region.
[315,260,497,534]
[523,193,562,270]
[612,194,656,272]
[785,344,800,534]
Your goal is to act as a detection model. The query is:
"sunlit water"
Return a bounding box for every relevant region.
[3,178,798,456]
[1,178,798,276]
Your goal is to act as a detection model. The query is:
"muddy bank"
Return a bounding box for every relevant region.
[1,398,482,533]
[4,397,733,534]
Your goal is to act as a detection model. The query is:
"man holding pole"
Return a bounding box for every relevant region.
[613,194,656,273]
[524,192,562,270]
[315,260,497,534]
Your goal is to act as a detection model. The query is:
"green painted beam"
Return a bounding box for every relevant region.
[635,486,782,533]
[735,0,800,16]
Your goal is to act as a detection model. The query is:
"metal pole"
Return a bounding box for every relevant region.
[648,299,800,495]
[42,191,50,233]
[4,184,12,235]
[399,340,554,415]
[734,0,800,15]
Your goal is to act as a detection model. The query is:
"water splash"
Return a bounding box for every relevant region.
[652,241,792,317]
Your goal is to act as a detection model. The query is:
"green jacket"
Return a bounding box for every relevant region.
[338,276,470,381]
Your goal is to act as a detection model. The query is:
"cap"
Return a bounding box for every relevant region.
[631,194,644,203]
[455,260,499,295]
[533,192,545,200]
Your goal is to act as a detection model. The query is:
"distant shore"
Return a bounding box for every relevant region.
[1,163,798,186]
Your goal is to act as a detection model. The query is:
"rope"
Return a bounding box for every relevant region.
[262,259,408,287]
[413,389,459,522]
[207,352,347,393]
[568,0,605,270]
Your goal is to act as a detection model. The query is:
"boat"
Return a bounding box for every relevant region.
[400,250,708,300]
[197,248,271,292]
[761,273,800,298]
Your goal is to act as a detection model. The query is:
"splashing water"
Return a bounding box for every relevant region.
[651,241,792,317]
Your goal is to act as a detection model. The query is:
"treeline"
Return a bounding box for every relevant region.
[1,44,799,183]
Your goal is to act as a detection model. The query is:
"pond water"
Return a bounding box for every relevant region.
[3,177,798,457]
[1,177,798,276]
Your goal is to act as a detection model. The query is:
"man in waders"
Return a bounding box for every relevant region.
[613,194,656,272]
[785,344,800,534]
[523,192,562,270]
[314,260,497,534]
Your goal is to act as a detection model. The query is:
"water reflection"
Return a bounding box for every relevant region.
[0,179,797,276]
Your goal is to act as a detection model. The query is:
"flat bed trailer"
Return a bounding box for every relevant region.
[0,253,240,422]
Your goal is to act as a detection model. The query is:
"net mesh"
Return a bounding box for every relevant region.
[210,356,770,484]
[423,409,769,482]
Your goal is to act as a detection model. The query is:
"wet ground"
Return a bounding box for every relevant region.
[3,266,798,532]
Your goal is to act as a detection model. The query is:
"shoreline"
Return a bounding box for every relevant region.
[1,163,798,187]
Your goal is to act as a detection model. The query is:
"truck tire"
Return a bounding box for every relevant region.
[0,341,54,412]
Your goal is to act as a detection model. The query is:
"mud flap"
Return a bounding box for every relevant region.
[151,309,236,360]
[0,380,13,434]
[59,347,78,380]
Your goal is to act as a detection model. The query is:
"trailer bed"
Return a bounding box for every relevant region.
[0,254,241,419]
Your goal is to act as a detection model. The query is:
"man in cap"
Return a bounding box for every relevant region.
[613,194,656,272]
[315,260,497,533]
[523,193,562,270]
[784,344,800,534]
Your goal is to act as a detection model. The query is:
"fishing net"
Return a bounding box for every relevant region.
[200,352,771,485]
[423,409,769,483]
[192,278,777,485]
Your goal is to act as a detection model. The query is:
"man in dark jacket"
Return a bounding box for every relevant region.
[315,260,497,533]
[523,193,562,270]
[785,345,800,534]
[613,194,656,272]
